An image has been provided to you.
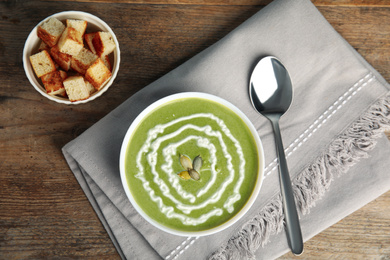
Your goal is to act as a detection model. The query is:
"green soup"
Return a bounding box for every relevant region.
[124,96,260,232]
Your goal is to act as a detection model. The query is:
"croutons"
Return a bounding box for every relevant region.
[57,27,83,56]
[101,55,112,71]
[41,70,67,96]
[58,70,68,97]
[92,31,116,57]
[85,33,113,70]
[30,17,116,102]
[70,47,98,74]
[85,58,112,90]
[37,17,66,47]
[50,45,72,71]
[38,41,50,52]
[84,32,97,54]
[66,19,87,36]
[63,76,90,102]
[84,79,96,95]
[29,50,57,78]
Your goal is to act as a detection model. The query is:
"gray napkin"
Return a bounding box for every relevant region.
[62,0,390,259]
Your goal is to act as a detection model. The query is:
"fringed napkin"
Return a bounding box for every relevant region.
[63,0,390,259]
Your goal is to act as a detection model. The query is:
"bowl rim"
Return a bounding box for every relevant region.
[119,92,265,237]
[22,10,120,105]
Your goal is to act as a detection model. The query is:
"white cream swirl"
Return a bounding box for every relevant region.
[135,113,246,225]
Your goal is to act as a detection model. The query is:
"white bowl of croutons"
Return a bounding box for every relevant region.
[23,11,120,104]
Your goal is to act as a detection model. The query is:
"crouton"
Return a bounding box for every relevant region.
[92,31,116,57]
[84,79,96,95]
[37,17,66,47]
[63,76,90,102]
[57,27,83,56]
[84,32,97,54]
[50,45,72,71]
[38,41,50,52]
[41,70,66,96]
[58,70,68,97]
[70,47,98,74]
[59,70,68,80]
[85,58,111,90]
[66,19,87,36]
[101,55,112,71]
[29,50,57,78]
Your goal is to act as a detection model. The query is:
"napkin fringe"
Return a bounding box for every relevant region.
[209,93,390,260]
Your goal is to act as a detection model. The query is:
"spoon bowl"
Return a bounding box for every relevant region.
[249,56,303,255]
[250,57,293,114]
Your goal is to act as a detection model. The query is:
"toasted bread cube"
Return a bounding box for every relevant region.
[38,41,50,52]
[58,70,68,97]
[63,76,90,102]
[50,45,71,71]
[29,50,57,78]
[41,70,66,96]
[66,19,87,36]
[84,79,96,95]
[70,47,98,74]
[53,62,60,70]
[92,32,116,57]
[102,55,112,71]
[57,27,83,56]
[84,32,97,54]
[37,17,66,47]
[85,58,112,90]
[59,70,67,80]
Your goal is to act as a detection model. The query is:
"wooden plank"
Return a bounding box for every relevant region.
[318,6,390,82]
[42,0,390,7]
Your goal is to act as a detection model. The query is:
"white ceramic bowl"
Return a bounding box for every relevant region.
[119,92,265,236]
[23,11,120,104]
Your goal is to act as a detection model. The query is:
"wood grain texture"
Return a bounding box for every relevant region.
[0,0,389,259]
[48,0,390,7]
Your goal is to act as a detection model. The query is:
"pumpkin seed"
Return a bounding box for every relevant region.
[180,154,192,170]
[188,169,200,181]
[193,155,203,172]
[178,171,191,180]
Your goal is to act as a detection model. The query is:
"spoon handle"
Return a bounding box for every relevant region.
[269,115,304,255]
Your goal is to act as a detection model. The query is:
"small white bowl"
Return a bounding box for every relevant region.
[119,92,265,236]
[23,11,120,105]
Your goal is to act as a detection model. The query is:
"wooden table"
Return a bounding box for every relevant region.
[1,0,389,259]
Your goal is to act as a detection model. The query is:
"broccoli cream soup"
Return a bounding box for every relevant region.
[122,94,261,234]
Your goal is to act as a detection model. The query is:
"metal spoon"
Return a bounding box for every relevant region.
[249,56,303,255]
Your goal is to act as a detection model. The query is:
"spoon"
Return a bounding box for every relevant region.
[249,56,303,255]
